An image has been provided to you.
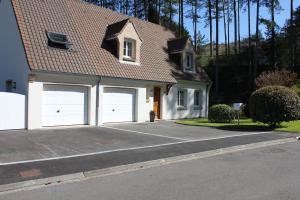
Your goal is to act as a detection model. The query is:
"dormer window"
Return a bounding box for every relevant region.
[185,53,194,72]
[123,40,133,59]
[105,19,142,64]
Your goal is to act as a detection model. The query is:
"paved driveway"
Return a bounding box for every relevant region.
[106,121,271,141]
[0,121,272,165]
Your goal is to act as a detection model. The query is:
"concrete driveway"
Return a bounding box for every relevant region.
[0,121,272,165]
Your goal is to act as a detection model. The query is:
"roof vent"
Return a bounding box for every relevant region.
[46,31,72,50]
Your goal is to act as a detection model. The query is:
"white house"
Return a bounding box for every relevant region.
[0,0,211,130]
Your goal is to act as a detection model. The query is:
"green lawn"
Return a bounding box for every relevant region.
[176,118,300,133]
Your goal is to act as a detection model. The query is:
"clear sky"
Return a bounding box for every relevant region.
[184,0,300,44]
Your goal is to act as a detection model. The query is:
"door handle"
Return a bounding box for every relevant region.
[56,110,60,113]
[112,109,115,112]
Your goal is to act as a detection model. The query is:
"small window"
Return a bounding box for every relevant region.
[185,53,194,72]
[177,89,186,108]
[194,90,202,107]
[123,39,135,61]
[46,31,72,50]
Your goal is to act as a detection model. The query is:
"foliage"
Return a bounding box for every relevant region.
[249,86,300,126]
[176,118,300,133]
[208,104,234,123]
[255,69,298,89]
[292,81,300,96]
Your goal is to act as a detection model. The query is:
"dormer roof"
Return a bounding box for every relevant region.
[168,37,191,54]
[105,18,142,42]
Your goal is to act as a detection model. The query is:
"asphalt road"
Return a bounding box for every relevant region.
[1,141,299,200]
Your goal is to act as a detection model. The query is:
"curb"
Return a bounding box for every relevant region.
[0,138,296,194]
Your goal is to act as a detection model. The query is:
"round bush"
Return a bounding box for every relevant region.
[249,86,300,126]
[208,104,234,123]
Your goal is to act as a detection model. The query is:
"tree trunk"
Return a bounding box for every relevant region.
[194,0,198,51]
[254,0,260,88]
[134,0,138,17]
[248,0,252,88]
[238,0,241,53]
[181,0,184,36]
[222,0,228,55]
[290,0,295,70]
[215,0,220,96]
[178,0,182,36]
[169,0,173,28]
[227,0,230,55]
[234,0,238,55]
[208,0,213,57]
[271,0,275,68]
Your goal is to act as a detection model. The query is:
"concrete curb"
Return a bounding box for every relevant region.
[0,138,296,194]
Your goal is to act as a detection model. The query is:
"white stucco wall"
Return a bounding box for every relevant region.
[162,80,209,120]
[27,73,209,129]
[0,0,29,95]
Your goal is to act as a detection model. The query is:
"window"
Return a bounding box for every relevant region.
[185,53,194,72]
[177,89,186,108]
[46,31,72,50]
[123,39,134,60]
[194,90,202,108]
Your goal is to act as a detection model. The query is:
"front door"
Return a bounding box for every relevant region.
[153,87,161,119]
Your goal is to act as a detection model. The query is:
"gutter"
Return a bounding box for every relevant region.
[95,77,102,126]
[206,83,212,117]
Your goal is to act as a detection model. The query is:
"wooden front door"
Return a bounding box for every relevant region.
[153,87,161,119]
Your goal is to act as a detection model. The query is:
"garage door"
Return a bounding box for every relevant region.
[102,88,135,123]
[42,85,88,127]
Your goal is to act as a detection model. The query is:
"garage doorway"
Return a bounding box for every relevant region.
[42,84,88,127]
[102,87,136,123]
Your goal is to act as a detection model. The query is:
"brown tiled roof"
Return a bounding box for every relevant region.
[11,0,210,83]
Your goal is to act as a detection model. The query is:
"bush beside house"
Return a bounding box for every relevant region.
[208,104,234,123]
[249,86,300,127]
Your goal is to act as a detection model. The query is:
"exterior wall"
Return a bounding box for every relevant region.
[117,22,142,64]
[27,73,210,129]
[0,0,29,95]
[0,92,26,130]
[162,80,209,120]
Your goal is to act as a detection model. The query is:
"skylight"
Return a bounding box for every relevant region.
[46,31,72,50]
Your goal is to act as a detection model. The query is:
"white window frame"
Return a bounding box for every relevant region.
[194,90,202,109]
[177,89,187,109]
[123,39,135,61]
[185,52,194,72]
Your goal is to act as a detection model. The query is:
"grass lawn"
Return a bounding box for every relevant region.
[176,118,300,133]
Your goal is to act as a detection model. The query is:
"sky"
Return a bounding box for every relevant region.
[184,0,300,44]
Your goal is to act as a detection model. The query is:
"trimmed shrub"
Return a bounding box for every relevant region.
[255,69,297,89]
[249,86,300,126]
[208,104,234,123]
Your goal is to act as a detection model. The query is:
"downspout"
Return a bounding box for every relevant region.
[206,83,212,117]
[96,76,102,126]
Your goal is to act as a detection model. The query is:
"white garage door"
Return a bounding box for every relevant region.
[42,85,88,127]
[102,88,135,123]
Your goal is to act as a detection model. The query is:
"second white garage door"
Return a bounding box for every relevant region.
[42,85,88,127]
[102,88,136,123]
